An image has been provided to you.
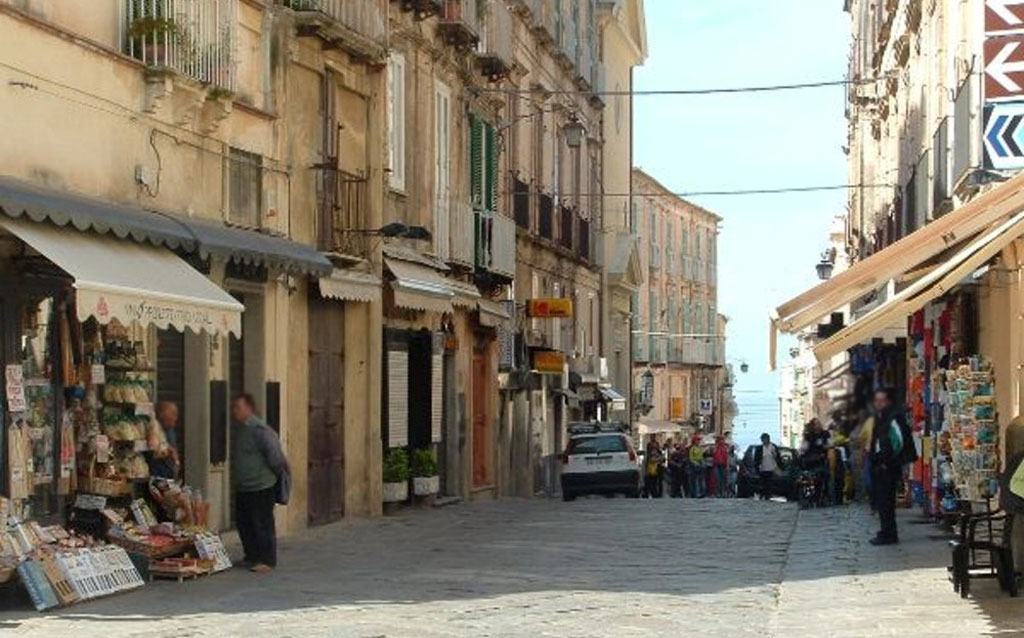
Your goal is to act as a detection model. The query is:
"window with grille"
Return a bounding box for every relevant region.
[229,147,262,228]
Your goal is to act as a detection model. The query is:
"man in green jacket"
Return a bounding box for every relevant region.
[231,392,289,573]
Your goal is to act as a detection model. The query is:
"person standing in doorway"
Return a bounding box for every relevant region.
[754,433,782,500]
[147,401,181,479]
[869,389,905,546]
[231,392,290,572]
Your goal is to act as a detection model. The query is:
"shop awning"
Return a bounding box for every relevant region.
[384,258,454,314]
[318,268,381,303]
[477,299,511,328]
[636,419,683,436]
[774,171,1024,335]
[0,175,195,250]
[599,387,627,411]
[447,278,481,308]
[182,216,332,277]
[2,216,243,336]
[0,176,332,277]
[814,210,1024,361]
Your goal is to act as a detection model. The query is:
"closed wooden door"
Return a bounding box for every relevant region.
[307,300,345,526]
[472,353,489,486]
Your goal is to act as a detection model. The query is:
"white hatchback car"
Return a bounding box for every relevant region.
[560,422,640,501]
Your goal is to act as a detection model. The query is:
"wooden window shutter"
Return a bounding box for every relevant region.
[386,345,409,449]
[431,333,444,443]
[470,115,484,210]
[485,122,499,212]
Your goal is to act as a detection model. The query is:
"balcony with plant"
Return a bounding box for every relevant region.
[123,0,237,92]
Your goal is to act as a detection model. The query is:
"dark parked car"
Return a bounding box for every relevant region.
[736,445,797,499]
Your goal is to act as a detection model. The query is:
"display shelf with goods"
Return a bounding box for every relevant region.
[1,312,232,610]
[0,509,145,611]
[942,358,999,503]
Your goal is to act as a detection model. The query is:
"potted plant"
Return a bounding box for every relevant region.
[382,448,409,503]
[411,448,439,496]
[127,15,180,66]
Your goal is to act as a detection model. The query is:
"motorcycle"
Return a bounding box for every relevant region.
[794,470,828,509]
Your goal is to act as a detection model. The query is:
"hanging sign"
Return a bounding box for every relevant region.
[985,36,1024,99]
[5,364,26,413]
[699,398,713,415]
[532,350,566,374]
[984,102,1024,168]
[526,298,573,318]
[987,0,1024,35]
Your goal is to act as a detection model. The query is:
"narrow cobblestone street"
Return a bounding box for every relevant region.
[2,498,1022,638]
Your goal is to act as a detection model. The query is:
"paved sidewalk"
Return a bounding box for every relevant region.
[0,498,1021,637]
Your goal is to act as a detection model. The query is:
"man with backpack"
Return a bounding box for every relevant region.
[869,389,916,546]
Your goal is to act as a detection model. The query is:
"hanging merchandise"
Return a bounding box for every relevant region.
[943,357,999,502]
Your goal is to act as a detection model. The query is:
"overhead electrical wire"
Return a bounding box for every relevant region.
[476,76,885,97]
[499,184,894,198]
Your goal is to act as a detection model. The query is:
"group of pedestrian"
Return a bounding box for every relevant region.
[644,433,737,499]
[801,388,916,546]
[145,392,291,574]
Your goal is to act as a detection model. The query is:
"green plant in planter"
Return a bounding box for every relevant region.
[410,448,438,478]
[382,448,410,483]
[127,16,179,40]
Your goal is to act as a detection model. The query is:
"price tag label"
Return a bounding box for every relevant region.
[90,364,105,385]
[134,402,154,417]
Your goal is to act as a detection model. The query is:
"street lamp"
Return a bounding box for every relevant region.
[815,252,835,280]
[563,117,585,149]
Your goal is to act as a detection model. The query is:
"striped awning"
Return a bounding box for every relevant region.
[384,258,454,314]
[318,268,381,303]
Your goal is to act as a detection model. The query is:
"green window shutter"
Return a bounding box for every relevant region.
[470,115,484,210]
[485,123,499,212]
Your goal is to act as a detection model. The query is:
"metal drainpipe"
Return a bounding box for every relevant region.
[627,65,635,428]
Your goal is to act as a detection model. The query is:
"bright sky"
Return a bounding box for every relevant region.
[633,1,850,449]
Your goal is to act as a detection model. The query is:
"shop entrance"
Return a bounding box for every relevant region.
[307,299,345,526]
[156,328,185,465]
[408,330,433,450]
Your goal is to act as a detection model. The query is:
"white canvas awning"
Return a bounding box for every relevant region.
[2,216,242,335]
[774,170,1024,336]
[636,419,683,436]
[384,257,454,314]
[813,210,1024,361]
[447,278,482,308]
[319,268,381,303]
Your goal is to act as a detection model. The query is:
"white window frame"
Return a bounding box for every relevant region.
[434,80,452,259]
[387,52,407,191]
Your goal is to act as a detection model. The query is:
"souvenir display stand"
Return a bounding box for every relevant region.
[0,514,144,611]
[942,359,1000,503]
[3,318,231,611]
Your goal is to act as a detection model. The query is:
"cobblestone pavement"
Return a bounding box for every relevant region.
[2,498,1022,637]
